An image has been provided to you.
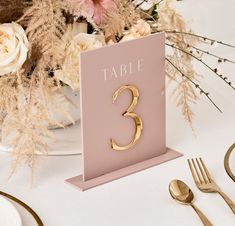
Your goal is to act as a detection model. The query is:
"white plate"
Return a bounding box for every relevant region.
[0,122,82,156]
[0,196,22,226]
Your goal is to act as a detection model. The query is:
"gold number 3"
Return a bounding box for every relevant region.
[111,85,143,151]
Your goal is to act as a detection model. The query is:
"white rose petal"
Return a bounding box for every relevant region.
[55,32,104,90]
[0,22,28,76]
[121,19,152,43]
[73,33,104,51]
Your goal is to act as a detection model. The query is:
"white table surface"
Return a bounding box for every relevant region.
[1,0,235,225]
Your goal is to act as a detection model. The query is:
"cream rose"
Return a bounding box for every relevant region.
[72,33,105,51]
[0,22,28,76]
[55,32,104,90]
[121,19,152,42]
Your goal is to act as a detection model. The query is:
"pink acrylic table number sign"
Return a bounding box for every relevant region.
[66,33,183,191]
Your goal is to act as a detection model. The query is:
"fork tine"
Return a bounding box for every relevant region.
[187,159,200,184]
[196,158,209,183]
[199,158,212,183]
[187,159,201,185]
[191,158,203,184]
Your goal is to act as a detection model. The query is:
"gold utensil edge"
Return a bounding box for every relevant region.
[0,191,43,226]
[169,179,213,226]
[224,143,235,182]
[188,157,235,214]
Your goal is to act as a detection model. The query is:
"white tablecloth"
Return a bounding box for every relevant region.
[1,1,235,225]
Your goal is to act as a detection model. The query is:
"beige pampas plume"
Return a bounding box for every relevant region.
[18,0,67,68]
[157,0,201,127]
[0,0,75,180]
[102,0,140,41]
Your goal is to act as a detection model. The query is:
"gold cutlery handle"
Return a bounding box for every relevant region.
[218,191,235,214]
[0,191,43,226]
[190,204,213,226]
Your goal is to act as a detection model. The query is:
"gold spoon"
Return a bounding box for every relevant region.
[169,180,213,226]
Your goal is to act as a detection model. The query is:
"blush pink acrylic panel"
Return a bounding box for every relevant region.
[66,33,183,190]
[81,33,166,181]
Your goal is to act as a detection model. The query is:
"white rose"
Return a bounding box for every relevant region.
[55,33,104,90]
[0,22,28,76]
[72,33,104,51]
[121,19,152,42]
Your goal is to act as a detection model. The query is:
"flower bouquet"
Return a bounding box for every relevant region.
[0,0,234,176]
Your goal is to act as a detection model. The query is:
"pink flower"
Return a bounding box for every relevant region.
[64,0,118,25]
[86,0,118,25]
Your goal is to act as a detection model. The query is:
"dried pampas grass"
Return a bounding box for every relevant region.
[0,0,76,179]
[103,0,140,41]
[156,0,201,127]
[18,0,67,67]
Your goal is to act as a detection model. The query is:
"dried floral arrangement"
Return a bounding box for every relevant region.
[0,0,235,176]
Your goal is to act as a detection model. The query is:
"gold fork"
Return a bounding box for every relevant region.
[188,157,235,214]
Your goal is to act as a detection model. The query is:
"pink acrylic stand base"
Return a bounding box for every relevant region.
[66,148,183,191]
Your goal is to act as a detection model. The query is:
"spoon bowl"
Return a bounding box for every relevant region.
[169,179,194,205]
[169,179,213,226]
